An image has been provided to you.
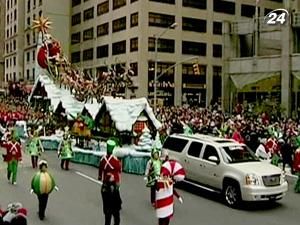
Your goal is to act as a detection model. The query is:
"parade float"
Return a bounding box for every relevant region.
[28,15,162,175]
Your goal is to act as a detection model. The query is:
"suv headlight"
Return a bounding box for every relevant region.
[245,174,259,185]
[280,171,286,184]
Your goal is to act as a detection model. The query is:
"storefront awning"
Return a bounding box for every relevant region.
[230,72,280,90]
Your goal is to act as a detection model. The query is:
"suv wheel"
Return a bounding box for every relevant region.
[223,183,241,208]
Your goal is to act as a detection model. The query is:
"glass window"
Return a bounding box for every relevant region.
[96,44,109,58]
[149,12,175,28]
[83,48,94,61]
[97,1,109,16]
[26,52,30,62]
[182,0,206,9]
[72,13,81,26]
[32,50,35,61]
[84,7,94,21]
[112,17,126,32]
[222,146,259,163]
[163,137,188,152]
[187,142,203,157]
[27,0,30,12]
[213,44,222,58]
[148,37,175,53]
[130,37,138,52]
[203,145,219,161]
[241,4,255,18]
[71,51,81,63]
[72,0,81,7]
[32,68,35,80]
[213,0,235,15]
[130,62,138,76]
[130,12,138,27]
[131,0,138,2]
[26,69,30,80]
[83,27,94,41]
[71,32,81,44]
[182,17,206,32]
[39,0,42,6]
[182,41,206,56]
[213,21,222,35]
[112,40,126,55]
[113,0,126,10]
[149,0,175,4]
[97,23,109,36]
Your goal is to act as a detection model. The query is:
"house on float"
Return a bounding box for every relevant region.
[94,97,162,144]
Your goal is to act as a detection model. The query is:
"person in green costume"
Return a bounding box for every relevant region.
[27,130,44,169]
[293,148,300,193]
[145,148,162,207]
[58,134,73,170]
[30,160,59,220]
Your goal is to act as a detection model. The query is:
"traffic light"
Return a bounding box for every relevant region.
[193,64,200,75]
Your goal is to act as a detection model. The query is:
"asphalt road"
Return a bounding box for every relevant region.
[0,151,299,225]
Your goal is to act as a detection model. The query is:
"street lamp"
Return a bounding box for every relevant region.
[153,22,178,112]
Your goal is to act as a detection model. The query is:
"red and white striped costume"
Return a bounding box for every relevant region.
[155,178,174,219]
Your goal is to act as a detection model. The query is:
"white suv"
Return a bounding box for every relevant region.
[162,134,288,207]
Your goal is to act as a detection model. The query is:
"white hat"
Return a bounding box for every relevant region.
[38,160,48,167]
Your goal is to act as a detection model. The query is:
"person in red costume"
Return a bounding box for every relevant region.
[1,135,22,185]
[98,140,122,225]
[232,125,244,144]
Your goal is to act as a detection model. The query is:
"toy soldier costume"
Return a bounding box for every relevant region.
[98,140,122,225]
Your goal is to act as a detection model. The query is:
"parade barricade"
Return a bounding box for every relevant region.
[40,136,61,151]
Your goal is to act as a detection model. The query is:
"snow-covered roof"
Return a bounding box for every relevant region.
[99,97,162,132]
[29,75,100,119]
[83,100,102,119]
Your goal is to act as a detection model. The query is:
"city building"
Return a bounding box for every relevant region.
[70,0,283,107]
[3,0,70,87]
[223,0,299,116]
[0,0,5,90]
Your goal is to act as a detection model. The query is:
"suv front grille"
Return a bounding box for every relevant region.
[262,174,281,187]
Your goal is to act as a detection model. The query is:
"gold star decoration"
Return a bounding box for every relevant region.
[32,15,52,34]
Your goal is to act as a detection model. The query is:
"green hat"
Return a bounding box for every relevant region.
[151,148,160,157]
[107,140,116,154]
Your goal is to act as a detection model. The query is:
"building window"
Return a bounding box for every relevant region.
[149,0,175,4]
[26,34,30,45]
[32,68,35,80]
[32,31,36,43]
[39,10,42,17]
[130,12,138,27]
[13,72,16,81]
[72,0,81,7]
[182,0,206,9]
[33,50,35,61]
[130,37,138,52]
[83,48,94,61]
[7,15,9,25]
[27,0,30,12]
[27,52,30,62]
[97,23,109,36]
[33,0,36,8]
[113,0,126,10]
[27,17,30,26]
[148,38,175,53]
[97,1,109,16]
[213,66,222,76]
[13,57,16,66]
[71,32,81,44]
[182,17,206,32]
[113,17,126,33]
[26,69,30,80]
[241,4,255,18]
[84,7,94,21]
[83,28,94,41]
[213,0,235,15]
[96,44,109,58]
[14,25,16,33]
[71,51,81,63]
[6,59,8,68]
[213,21,222,35]
[182,41,206,56]
[213,44,222,58]
[7,0,9,9]
[112,40,126,55]
[14,9,17,20]
[13,40,16,50]
[149,12,175,28]
[130,62,138,76]
[72,13,81,26]
[39,0,42,6]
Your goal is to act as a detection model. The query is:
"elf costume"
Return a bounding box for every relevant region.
[31,160,58,220]
[58,135,73,170]
[1,136,22,185]
[293,148,300,193]
[98,140,122,225]
[145,148,162,206]
[27,130,44,168]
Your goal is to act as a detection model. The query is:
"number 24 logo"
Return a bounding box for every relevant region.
[265,9,289,25]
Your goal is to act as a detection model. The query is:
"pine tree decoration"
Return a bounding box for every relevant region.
[153,132,162,150]
[135,126,153,152]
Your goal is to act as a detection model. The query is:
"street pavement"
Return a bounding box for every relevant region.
[0,151,300,225]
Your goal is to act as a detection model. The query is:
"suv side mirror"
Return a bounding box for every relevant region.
[208,156,220,164]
